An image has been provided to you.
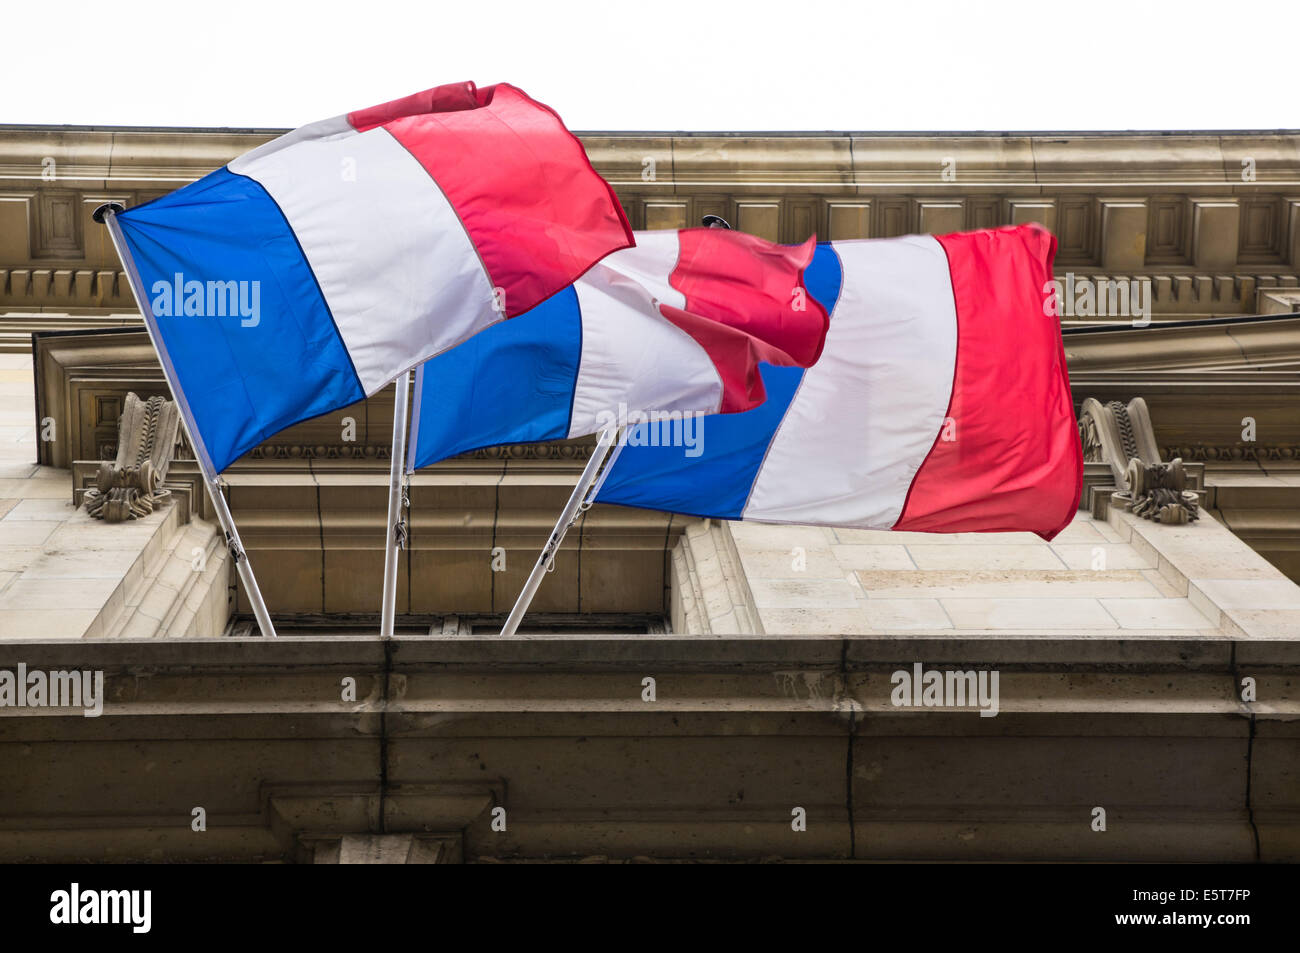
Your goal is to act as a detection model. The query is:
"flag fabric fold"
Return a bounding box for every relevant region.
[114,81,633,474]
[406,228,831,471]
[595,224,1083,540]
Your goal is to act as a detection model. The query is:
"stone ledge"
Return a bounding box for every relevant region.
[1,634,1293,862]
[6,631,1299,665]
[1106,506,1300,639]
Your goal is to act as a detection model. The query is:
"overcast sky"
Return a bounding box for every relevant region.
[4,0,1295,131]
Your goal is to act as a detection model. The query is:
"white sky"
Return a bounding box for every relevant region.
[3,0,1296,131]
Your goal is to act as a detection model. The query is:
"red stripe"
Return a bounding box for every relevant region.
[347,81,482,129]
[893,224,1082,540]
[659,230,829,413]
[348,82,634,318]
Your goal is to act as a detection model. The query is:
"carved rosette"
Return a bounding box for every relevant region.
[83,392,181,522]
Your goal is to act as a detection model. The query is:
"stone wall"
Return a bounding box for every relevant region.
[3,128,1300,324]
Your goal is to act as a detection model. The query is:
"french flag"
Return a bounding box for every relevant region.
[114,81,633,474]
[596,225,1083,540]
[407,228,830,470]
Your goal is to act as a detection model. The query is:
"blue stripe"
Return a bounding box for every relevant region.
[802,242,845,327]
[410,285,583,469]
[596,242,844,517]
[116,167,363,473]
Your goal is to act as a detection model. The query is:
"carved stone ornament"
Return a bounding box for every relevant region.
[83,392,181,522]
[1078,396,1199,525]
[1125,457,1199,524]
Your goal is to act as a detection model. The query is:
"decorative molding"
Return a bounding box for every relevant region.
[1,268,130,307]
[1166,444,1300,462]
[32,328,166,468]
[242,441,597,462]
[6,270,1293,327]
[466,442,595,461]
[248,443,390,461]
[31,190,83,259]
[3,129,1300,323]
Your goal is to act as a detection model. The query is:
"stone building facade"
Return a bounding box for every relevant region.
[0,126,1297,862]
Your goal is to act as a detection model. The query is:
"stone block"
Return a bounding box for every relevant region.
[1099,200,1148,271]
[940,598,1118,630]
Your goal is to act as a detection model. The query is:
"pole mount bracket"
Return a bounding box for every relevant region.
[92,202,126,224]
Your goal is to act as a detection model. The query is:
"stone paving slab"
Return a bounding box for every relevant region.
[939,597,1120,630]
[905,544,1068,571]
[730,507,1299,639]
[0,520,60,547]
[1099,597,1216,629]
[855,570,1162,600]
[1050,543,1157,570]
[3,499,75,520]
[0,478,68,499]
[830,544,917,570]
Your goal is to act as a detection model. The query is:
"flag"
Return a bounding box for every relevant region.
[114,81,633,474]
[406,228,831,471]
[595,224,1083,540]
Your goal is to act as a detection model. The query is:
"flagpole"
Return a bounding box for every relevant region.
[498,427,621,637]
[584,426,629,504]
[93,203,277,639]
[379,370,411,638]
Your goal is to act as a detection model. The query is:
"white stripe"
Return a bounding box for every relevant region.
[228,114,354,167]
[567,231,723,437]
[742,235,958,528]
[231,124,497,394]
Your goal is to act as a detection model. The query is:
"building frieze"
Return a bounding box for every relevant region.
[3,127,1300,325]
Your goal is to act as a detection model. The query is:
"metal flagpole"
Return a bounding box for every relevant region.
[93,203,277,638]
[379,370,412,637]
[584,426,629,505]
[498,426,622,637]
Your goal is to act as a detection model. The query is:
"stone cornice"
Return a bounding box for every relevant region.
[3,631,1295,689]
[5,127,1300,320]
[1065,313,1300,372]
[4,633,1294,862]
[3,127,1299,189]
